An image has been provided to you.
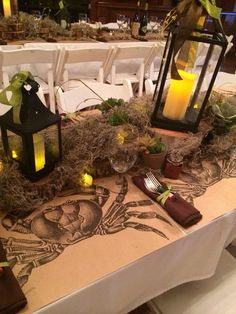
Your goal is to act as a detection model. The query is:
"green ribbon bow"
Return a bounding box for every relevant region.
[59,0,65,9]
[157,185,172,206]
[0,261,9,267]
[0,71,34,124]
[198,0,221,20]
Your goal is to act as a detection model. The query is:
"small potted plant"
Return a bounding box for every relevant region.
[39,17,58,37]
[139,133,167,169]
[6,15,23,32]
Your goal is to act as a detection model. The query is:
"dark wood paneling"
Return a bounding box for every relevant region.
[90,0,174,23]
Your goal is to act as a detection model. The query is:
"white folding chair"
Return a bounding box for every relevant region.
[0,45,23,50]
[55,79,133,114]
[0,48,59,113]
[145,41,166,82]
[56,46,114,91]
[145,78,155,95]
[106,45,156,97]
[195,35,233,73]
[148,250,236,314]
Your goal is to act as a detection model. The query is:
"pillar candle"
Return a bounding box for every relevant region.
[3,0,11,17]
[163,70,197,120]
[33,133,45,172]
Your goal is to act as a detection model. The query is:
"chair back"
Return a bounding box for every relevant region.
[0,45,23,50]
[56,47,113,91]
[55,79,133,113]
[0,48,59,112]
[106,45,155,96]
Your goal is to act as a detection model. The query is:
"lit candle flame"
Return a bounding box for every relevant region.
[80,173,93,187]
[12,150,18,159]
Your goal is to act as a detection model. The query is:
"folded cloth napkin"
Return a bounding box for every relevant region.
[132,176,202,228]
[0,241,27,314]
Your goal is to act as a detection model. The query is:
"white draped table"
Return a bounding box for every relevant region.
[1,175,236,314]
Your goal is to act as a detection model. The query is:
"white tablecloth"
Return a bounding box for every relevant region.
[34,209,236,314]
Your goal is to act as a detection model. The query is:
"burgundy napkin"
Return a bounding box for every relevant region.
[0,241,27,314]
[132,176,202,228]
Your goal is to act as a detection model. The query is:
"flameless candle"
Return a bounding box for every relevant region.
[3,0,11,16]
[12,150,18,159]
[163,70,197,120]
[33,133,45,172]
[80,173,93,187]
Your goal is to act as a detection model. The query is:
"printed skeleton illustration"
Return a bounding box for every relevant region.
[166,152,236,203]
[0,177,171,287]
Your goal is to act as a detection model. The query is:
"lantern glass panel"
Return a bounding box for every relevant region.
[7,130,24,162]
[33,131,46,172]
[152,30,226,132]
[44,124,60,163]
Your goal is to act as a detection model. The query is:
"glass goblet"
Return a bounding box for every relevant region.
[149,16,158,33]
[79,13,88,24]
[121,17,130,34]
[116,14,126,31]
[109,145,138,185]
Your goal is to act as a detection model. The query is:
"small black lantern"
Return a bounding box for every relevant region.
[0,78,62,181]
[151,13,228,133]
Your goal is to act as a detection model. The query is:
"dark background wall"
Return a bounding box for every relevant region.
[17,0,90,22]
[2,0,235,36]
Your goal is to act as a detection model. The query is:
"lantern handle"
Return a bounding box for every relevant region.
[0,71,34,124]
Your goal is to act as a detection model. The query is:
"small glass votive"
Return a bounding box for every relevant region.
[164,153,183,179]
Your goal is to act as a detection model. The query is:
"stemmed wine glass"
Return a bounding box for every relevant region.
[79,13,88,24]
[149,16,158,33]
[121,17,130,34]
[116,14,126,31]
[31,10,42,37]
[79,13,88,37]
[109,143,138,185]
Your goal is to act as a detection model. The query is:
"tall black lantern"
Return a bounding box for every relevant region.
[0,78,62,181]
[151,15,228,133]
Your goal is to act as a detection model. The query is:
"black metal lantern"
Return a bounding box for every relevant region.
[151,15,228,133]
[0,78,62,181]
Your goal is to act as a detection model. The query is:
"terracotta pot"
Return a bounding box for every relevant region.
[75,30,82,39]
[141,151,166,170]
[39,27,49,34]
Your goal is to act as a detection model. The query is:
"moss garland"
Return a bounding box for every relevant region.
[0,94,235,214]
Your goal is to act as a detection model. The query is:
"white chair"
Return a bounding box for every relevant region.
[0,48,59,113]
[148,249,236,314]
[0,45,23,50]
[195,35,233,73]
[56,46,114,91]
[106,45,156,97]
[55,79,133,113]
[145,78,155,95]
[145,41,166,82]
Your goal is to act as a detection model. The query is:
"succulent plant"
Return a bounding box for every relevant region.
[139,133,166,154]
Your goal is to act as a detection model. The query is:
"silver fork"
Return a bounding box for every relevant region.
[144,178,160,194]
[146,172,174,196]
[146,172,164,192]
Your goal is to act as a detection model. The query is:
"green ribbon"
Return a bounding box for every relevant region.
[0,261,9,267]
[0,71,34,124]
[59,0,65,9]
[157,185,172,206]
[198,0,221,20]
